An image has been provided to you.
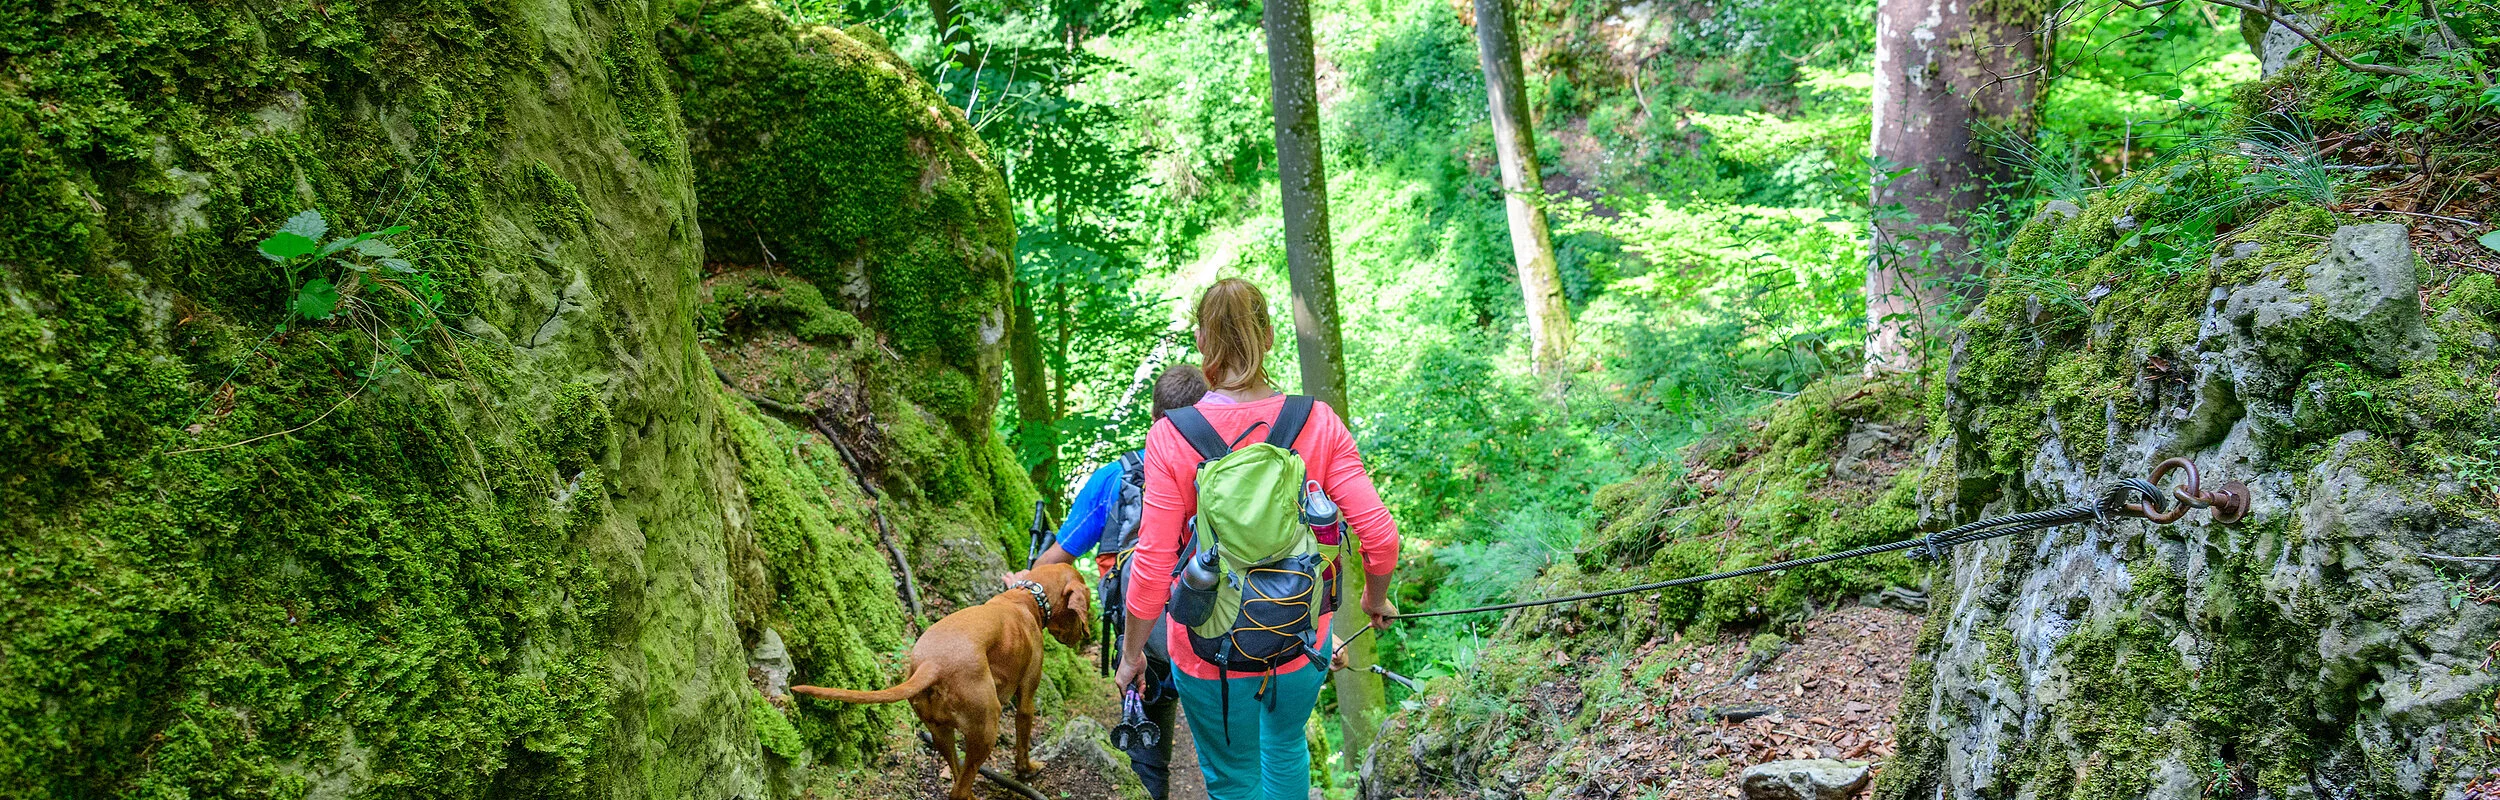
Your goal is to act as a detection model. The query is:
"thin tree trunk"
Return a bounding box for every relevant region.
[1007,276,1061,515]
[1267,0,1347,412]
[1473,0,1573,378]
[1261,0,1381,767]
[1864,0,2039,373]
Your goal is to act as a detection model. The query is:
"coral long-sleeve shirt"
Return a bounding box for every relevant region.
[1125,394,1401,679]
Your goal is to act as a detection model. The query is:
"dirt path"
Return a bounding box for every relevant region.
[1167,704,1206,799]
[1406,605,1922,800]
[851,694,1207,800]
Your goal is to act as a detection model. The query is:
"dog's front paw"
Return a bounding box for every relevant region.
[1016,758,1045,778]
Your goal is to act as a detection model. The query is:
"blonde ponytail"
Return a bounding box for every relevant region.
[1194,279,1275,393]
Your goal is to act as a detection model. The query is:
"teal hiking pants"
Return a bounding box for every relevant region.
[1173,663,1328,800]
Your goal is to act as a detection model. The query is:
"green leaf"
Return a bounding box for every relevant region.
[2477,230,2500,253]
[281,210,328,241]
[259,232,318,262]
[352,239,399,258]
[380,258,416,273]
[290,278,341,320]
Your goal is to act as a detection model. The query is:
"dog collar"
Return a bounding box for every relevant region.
[1009,580,1051,617]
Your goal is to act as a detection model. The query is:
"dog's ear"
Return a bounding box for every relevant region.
[1047,581,1092,648]
[1057,581,1088,620]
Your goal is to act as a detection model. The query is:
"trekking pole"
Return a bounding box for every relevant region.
[1025,499,1048,570]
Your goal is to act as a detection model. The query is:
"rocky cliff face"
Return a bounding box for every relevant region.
[1357,165,2499,800]
[0,1,1033,797]
[1889,190,2500,799]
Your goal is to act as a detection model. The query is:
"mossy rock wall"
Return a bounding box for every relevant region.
[0,0,1030,796]
[1883,186,2500,800]
[660,1,1038,612]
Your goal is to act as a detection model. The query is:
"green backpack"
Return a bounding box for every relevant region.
[1165,397,1334,678]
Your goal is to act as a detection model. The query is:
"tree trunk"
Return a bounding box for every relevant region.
[1261,0,1381,767]
[928,0,981,72]
[1864,0,2039,373]
[1473,0,1574,378]
[1008,276,1061,514]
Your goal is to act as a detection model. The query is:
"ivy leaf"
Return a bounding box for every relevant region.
[281,210,329,241]
[2478,229,2500,253]
[259,231,318,262]
[290,278,341,320]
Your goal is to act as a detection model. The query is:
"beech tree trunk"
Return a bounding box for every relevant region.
[1473,0,1574,378]
[1261,0,1381,766]
[1865,0,2039,373]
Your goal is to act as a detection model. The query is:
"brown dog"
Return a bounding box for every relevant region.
[792,562,1092,800]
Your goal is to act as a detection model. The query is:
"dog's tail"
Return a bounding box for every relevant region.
[789,664,938,705]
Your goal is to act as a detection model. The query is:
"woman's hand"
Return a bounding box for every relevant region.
[1361,595,1399,632]
[1115,653,1147,692]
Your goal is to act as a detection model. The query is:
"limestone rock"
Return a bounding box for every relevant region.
[1740,759,1872,800]
[2039,199,2083,223]
[2304,223,2433,370]
[1034,717,1151,800]
[749,627,794,701]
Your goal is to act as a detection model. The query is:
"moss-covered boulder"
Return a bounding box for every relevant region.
[661,2,1036,613]
[0,0,1034,797]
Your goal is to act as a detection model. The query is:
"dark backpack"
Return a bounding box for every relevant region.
[1103,450,1148,557]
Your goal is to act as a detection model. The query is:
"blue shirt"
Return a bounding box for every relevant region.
[1053,459,1128,556]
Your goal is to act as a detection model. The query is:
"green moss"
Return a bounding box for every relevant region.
[661,0,1013,365]
[750,692,807,760]
[720,394,913,763]
[1,0,1035,795]
[1543,377,1929,646]
[667,6,1036,612]
[0,0,709,792]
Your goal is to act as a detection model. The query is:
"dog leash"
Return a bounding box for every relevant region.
[1331,460,2250,687]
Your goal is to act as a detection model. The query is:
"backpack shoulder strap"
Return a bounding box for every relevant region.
[1164,407,1231,462]
[1266,395,1316,451]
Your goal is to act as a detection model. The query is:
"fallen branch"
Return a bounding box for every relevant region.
[2346,207,2484,226]
[2421,553,2500,564]
[2322,163,2412,173]
[917,731,1049,800]
[2120,0,2413,76]
[812,415,926,621]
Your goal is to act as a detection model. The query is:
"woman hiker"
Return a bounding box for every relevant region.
[1116,278,1403,800]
